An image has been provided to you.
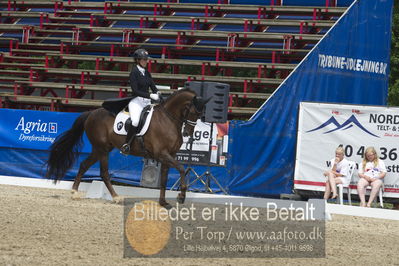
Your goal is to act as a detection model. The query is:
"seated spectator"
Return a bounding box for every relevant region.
[323,146,350,200]
[357,147,386,207]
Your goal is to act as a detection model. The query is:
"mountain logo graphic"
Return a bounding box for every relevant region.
[306,115,379,138]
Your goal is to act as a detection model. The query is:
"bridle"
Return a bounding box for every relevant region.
[182,101,200,130]
[160,97,201,132]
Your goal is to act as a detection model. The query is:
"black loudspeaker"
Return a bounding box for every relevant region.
[140,159,161,188]
[185,81,230,123]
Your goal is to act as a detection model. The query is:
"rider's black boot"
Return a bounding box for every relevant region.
[120,125,138,155]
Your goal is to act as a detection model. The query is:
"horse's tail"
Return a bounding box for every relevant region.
[45,111,91,181]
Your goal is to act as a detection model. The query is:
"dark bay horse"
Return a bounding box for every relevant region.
[45,89,207,208]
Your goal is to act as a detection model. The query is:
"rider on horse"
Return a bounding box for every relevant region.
[120,48,161,155]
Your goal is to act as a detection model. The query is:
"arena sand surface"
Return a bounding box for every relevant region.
[0,184,398,266]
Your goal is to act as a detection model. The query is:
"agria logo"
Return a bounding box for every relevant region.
[15,117,58,134]
[306,114,379,138]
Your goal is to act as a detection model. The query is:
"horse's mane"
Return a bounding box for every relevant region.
[163,88,195,104]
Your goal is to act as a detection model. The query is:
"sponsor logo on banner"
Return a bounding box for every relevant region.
[15,116,57,144]
[49,122,57,134]
[306,115,379,137]
[318,54,388,76]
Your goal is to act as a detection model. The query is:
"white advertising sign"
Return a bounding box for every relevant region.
[294,102,399,198]
[176,120,229,166]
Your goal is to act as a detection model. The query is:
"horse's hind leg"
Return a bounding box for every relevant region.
[99,152,121,203]
[71,152,98,199]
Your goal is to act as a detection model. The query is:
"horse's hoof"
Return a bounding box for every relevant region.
[177,196,185,204]
[112,195,123,204]
[160,202,173,210]
[71,190,81,200]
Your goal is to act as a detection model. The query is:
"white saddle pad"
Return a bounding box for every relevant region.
[113,106,154,136]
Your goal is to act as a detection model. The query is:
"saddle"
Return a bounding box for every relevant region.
[113,105,154,136]
[103,97,154,136]
[124,105,152,134]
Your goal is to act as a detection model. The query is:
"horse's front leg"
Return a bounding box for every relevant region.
[160,153,187,205]
[159,163,172,209]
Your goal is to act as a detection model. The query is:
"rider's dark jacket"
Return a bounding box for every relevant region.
[129,65,158,99]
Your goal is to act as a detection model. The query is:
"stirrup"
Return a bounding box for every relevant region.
[120,143,130,155]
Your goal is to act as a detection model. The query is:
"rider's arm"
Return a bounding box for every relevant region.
[148,71,158,94]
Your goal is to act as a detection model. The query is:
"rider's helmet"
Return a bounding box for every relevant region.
[132,49,149,62]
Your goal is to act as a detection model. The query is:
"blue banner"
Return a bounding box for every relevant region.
[226,0,393,197]
[0,109,144,181]
[0,109,80,151]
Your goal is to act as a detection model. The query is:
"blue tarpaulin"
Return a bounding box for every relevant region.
[226,0,393,197]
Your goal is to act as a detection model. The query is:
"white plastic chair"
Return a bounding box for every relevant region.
[337,161,356,205]
[337,160,384,207]
[366,183,384,208]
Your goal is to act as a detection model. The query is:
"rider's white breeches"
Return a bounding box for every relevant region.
[128,97,150,127]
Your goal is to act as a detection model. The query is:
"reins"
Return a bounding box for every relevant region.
[159,99,198,129]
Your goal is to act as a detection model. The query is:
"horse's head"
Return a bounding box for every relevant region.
[161,89,210,137]
[181,95,210,137]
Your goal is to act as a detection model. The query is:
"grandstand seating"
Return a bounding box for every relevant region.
[0,0,347,119]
